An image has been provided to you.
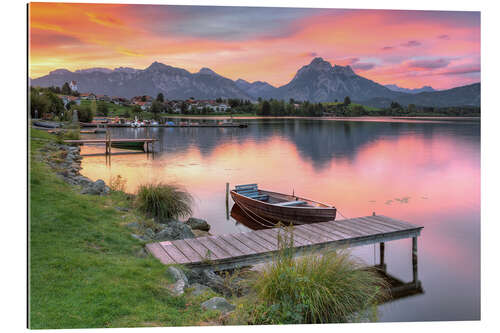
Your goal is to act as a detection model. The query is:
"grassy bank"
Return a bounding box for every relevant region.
[29,129,217,328]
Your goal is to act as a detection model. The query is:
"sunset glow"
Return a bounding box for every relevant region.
[29,3,480,89]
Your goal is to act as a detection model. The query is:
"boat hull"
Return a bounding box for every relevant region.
[110,141,146,151]
[230,190,336,225]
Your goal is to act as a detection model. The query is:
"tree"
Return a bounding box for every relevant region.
[97,102,109,116]
[61,82,72,95]
[133,105,142,113]
[30,90,49,118]
[150,100,164,115]
[408,104,417,114]
[180,101,188,114]
[156,93,164,102]
[261,100,271,116]
[74,105,93,122]
[343,96,351,106]
[66,100,76,110]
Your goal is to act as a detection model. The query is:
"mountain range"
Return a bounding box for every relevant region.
[384,84,436,94]
[30,57,480,108]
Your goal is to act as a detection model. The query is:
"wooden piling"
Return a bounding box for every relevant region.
[412,237,418,284]
[225,182,230,219]
[380,242,385,267]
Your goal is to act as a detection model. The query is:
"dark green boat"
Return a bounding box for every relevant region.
[110,141,146,151]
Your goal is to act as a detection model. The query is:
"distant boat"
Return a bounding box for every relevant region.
[110,141,147,151]
[230,184,336,225]
[95,124,107,133]
[131,117,142,128]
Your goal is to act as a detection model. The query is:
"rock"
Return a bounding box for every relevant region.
[136,247,149,258]
[201,270,228,295]
[154,221,195,241]
[131,233,148,242]
[166,266,189,285]
[115,206,129,212]
[126,222,140,230]
[193,229,210,238]
[81,179,110,195]
[190,283,213,296]
[144,228,155,238]
[186,217,211,231]
[169,279,188,296]
[201,297,235,314]
[166,266,189,296]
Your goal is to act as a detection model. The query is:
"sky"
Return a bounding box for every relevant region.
[29,2,480,89]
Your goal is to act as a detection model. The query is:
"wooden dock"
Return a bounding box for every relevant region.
[146,215,423,279]
[64,138,158,154]
[63,138,158,144]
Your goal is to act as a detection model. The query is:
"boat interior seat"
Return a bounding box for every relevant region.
[274,200,307,207]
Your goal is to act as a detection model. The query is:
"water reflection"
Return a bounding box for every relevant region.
[80,118,480,322]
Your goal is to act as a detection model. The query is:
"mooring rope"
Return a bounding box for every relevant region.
[233,200,276,228]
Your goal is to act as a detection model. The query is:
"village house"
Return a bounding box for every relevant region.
[69,80,78,92]
[59,95,81,107]
[80,93,96,100]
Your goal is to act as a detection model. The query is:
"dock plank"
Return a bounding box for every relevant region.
[183,238,213,260]
[231,232,269,252]
[170,240,204,262]
[145,243,175,265]
[195,237,232,259]
[219,234,257,256]
[302,223,342,242]
[159,241,191,264]
[355,217,401,233]
[235,232,275,252]
[210,236,246,257]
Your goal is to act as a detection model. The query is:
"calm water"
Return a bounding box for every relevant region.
[80,118,480,322]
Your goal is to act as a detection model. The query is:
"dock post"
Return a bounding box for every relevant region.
[379,242,386,271]
[412,237,418,286]
[225,182,230,220]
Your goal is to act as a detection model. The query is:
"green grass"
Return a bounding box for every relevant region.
[29,129,217,328]
[135,183,193,222]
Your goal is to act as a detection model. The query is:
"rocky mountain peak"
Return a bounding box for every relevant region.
[308,57,333,71]
[198,67,218,76]
[49,68,72,75]
[332,64,356,76]
[146,61,169,71]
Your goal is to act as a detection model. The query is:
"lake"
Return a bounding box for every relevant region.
[80,118,480,322]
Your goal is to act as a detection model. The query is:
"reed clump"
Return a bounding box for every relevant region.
[135,183,193,221]
[234,226,388,324]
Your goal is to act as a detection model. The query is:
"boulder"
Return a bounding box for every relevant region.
[81,179,110,195]
[154,221,195,241]
[169,279,188,296]
[190,283,214,296]
[201,270,230,296]
[186,217,211,231]
[192,229,210,238]
[166,266,189,296]
[166,266,189,285]
[201,297,235,314]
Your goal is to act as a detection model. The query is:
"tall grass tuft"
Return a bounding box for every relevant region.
[135,183,193,221]
[239,225,388,324]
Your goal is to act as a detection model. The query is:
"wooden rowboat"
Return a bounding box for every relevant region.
[110,141,146,151]
[230,184,336,225]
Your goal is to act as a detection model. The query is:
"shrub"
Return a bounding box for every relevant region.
[234,226,388,324]
[74,105,93,122]
[109,175,127,192]
[135,183,193,221]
